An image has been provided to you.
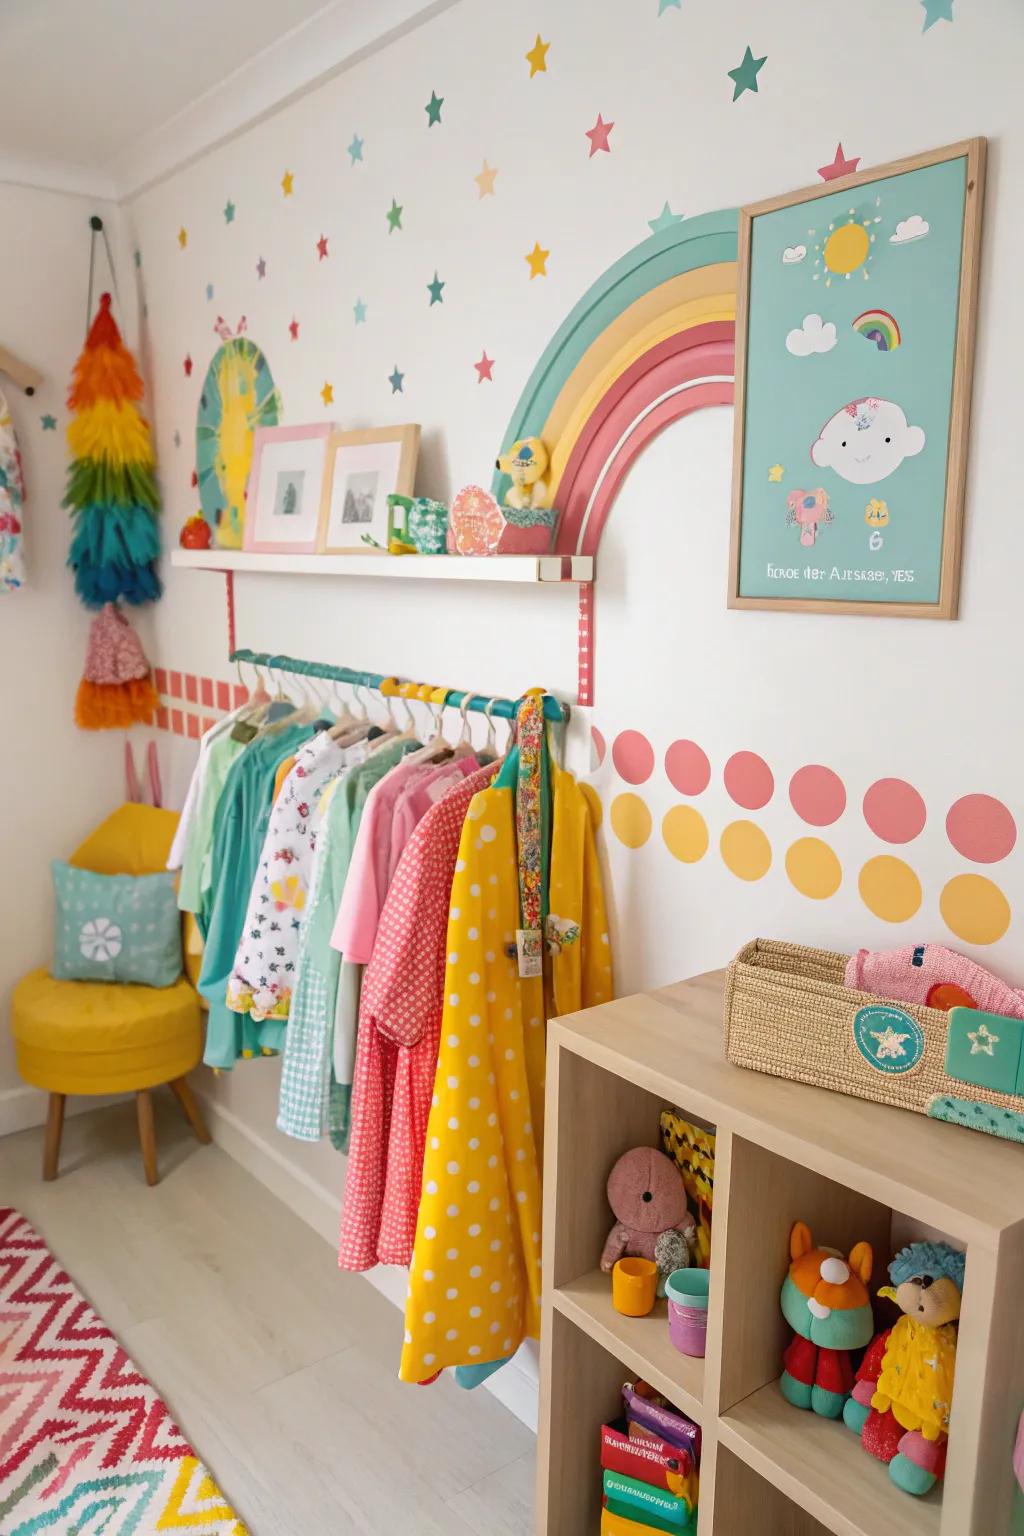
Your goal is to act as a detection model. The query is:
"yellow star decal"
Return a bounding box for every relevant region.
[321,381,334,406]
[177,227,187,249]
[768,463,784,482]
[525,241,550,279]
[475,159,498,198]
[526,34,550,77]
[281,169,294,197]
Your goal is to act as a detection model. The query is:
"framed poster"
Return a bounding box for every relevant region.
[729,139,985,617]
[317,425,420,553]
[243,424,336,554]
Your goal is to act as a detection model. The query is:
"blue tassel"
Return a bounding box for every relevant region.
[68,505,162,609]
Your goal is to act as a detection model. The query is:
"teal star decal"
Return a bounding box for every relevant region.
[388,365,405,394]
[353,298,367,324]
[224,200,235,223]
[425,90,444,127]
[728,45,767,100]
[921,0,953,28]
[427,271,445,306]
[348,133,364,164]
[648,201,684,233]
[206,282,214,301]
[658,0,682,12]
[386,199,403,233]
[133,249,141,269]
[40,414,57,431]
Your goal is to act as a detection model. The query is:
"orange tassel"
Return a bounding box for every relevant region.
[66,293,146,411]
[75,675,158,731]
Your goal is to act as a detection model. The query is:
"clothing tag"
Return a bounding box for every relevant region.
[230,719,259,744]
[517,928,543,978]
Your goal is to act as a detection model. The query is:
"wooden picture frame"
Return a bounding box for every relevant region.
[243,423,336,554]
[317,425,420,553]
[729,138,986,618]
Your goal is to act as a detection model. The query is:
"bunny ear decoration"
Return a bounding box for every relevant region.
[75,602,159,730]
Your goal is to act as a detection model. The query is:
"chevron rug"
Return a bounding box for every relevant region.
[0,1208,248,1534]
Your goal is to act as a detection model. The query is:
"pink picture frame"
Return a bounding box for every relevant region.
[243,423,337,554]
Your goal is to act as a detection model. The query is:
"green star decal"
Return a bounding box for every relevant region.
[388,365,405,394]
[658,0,682,12]
[40,414,57,431]
[425,90,444,127]
[386,198,403,233]
[648,201,684,234]
[728,45,766,100]
[353,298,367,324]
[427,271,445,306]
[921,0,953,28]
[348,133,364,164]
[224,200,235,223]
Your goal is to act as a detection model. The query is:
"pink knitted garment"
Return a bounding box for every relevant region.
[82,603,152,684]
[845,943,1024,1020]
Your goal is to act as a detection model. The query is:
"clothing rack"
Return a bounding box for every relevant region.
[229,648,569,723]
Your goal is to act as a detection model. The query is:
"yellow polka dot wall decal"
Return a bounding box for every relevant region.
[786,837,842,899]
[720,820,772,881]
[610,793,651,849]
[940,874,1011,945]
[580,782,603,828]
[662,805,709,864]
[858,855,922,923]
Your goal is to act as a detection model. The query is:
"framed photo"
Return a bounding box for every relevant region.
[729,138,986,618]
[244,424,336,553]
[318,426,420,553]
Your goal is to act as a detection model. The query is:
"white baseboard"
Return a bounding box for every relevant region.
[0,1084,122,1139]
[195,1089,539,1432]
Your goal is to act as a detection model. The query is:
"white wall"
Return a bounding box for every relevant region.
[0,184,135,1135]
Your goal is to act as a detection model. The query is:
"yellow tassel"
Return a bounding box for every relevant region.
[67,399,156,468]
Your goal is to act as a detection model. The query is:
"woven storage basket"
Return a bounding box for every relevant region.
[724,938,1024,1142]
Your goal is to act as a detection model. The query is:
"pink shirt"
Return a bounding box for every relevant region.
[387,757,478,884]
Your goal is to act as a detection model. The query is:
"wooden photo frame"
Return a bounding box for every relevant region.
[317,426,420,553]
[729,138,986,618]
[243,423,336,554]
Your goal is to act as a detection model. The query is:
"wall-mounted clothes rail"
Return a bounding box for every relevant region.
[230,648,569,723]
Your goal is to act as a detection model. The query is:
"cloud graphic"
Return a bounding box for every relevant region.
[890,215,930,245]
[786,313,837,357]
[782,244,807,265]
[811,397,926,485]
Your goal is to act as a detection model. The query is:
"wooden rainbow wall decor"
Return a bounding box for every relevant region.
[494,210,739,704]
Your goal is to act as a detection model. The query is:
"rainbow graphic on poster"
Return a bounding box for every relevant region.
[852,308,902,351]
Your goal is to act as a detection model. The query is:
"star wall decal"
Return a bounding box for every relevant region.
[133,249,141,269]
[288,318,300,341]
[183,354,194,378]
[173,430,181,448]
[922,0,954,29]
[526,241,550,279]
[768,464,784,482]
[968,1023,999,1056]
[40,414,57,431]
[425,90,444,126]
[224,200,235,224]
[648,201,683,233]
[474,352,494,383]
[818,142,860,181]
[388,365,405,394]
[475,160,498,198]
[728,46,766,100]
[205,283,214,301]
[321,381,334,406]
[387,199,404,233]
[427,271,446,306]
[317,234,329,261]
[256,256,266,279]
[658,0,682,11]
[348,133,364,164]
[281,169,294,197]
[586,114,614,157]
[177,227,187,249]
[526,34,550,77]
[353,298,367,324]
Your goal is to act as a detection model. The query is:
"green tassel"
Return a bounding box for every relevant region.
[63,457,160,514]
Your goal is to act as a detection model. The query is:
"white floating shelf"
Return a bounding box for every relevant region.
[170,549,593,584]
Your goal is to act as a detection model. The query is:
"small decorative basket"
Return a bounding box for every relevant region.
[723,939,1024,1144]
[387,494,449,554]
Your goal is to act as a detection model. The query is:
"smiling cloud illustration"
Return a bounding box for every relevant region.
[786,313,837,357]
[811,397,926,485]
[782,245,807,265]
[890,215,930,245]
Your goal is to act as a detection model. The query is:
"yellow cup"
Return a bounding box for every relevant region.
[611,1257,658,1317]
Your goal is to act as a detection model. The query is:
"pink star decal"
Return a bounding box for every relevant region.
[316,234,329,261]
[586,113,614,157]
[183,354,193,377]
[818,142,860,182]
[288,318,299,341]
[474,351,495,383]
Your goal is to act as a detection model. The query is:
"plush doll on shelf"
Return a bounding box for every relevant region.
[843,1242,963,1496]
[601,1146,696,1295]
[780,1221,875,1419]
[495,437,550,510]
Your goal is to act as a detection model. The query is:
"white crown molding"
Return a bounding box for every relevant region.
[0,153,119,202]
[112,0,462,202]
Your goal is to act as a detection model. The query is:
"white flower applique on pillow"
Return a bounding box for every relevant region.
[79,916,123,962]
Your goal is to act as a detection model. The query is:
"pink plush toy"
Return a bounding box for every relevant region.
[601,1147,696,1292]
[846,943,1024,1020]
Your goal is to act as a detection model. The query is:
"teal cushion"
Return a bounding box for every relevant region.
[51,861,183,988]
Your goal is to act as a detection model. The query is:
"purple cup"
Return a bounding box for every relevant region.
[666,1268,709,1358]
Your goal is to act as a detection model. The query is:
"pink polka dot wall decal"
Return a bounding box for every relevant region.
[591,726,606,770]
[612,730,655,785]
[665,739,711,796]
[862,778,927,844]
[789,765,847,826]
[945,794,1017,863]
[724,751,774,810]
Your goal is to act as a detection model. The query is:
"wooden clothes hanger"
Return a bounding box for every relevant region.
[0,345,43,396]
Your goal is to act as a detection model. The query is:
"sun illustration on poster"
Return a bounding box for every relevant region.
[811,198,883,286]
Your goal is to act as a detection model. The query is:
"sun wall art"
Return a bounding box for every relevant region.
[730,138,985,617]
[195,321,282,550]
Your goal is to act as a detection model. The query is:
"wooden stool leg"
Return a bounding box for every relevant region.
[136,1090,158,1186]
[43,1093,65,1181]
[169,1076,212,1145]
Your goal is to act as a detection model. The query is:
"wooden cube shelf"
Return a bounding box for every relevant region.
[536,969,1024,1536]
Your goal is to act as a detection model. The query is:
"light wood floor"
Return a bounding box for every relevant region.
[1,1095,537,1536]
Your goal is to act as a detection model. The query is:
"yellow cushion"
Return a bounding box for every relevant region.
[70,804,180,877]
[12,968,202,1094]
